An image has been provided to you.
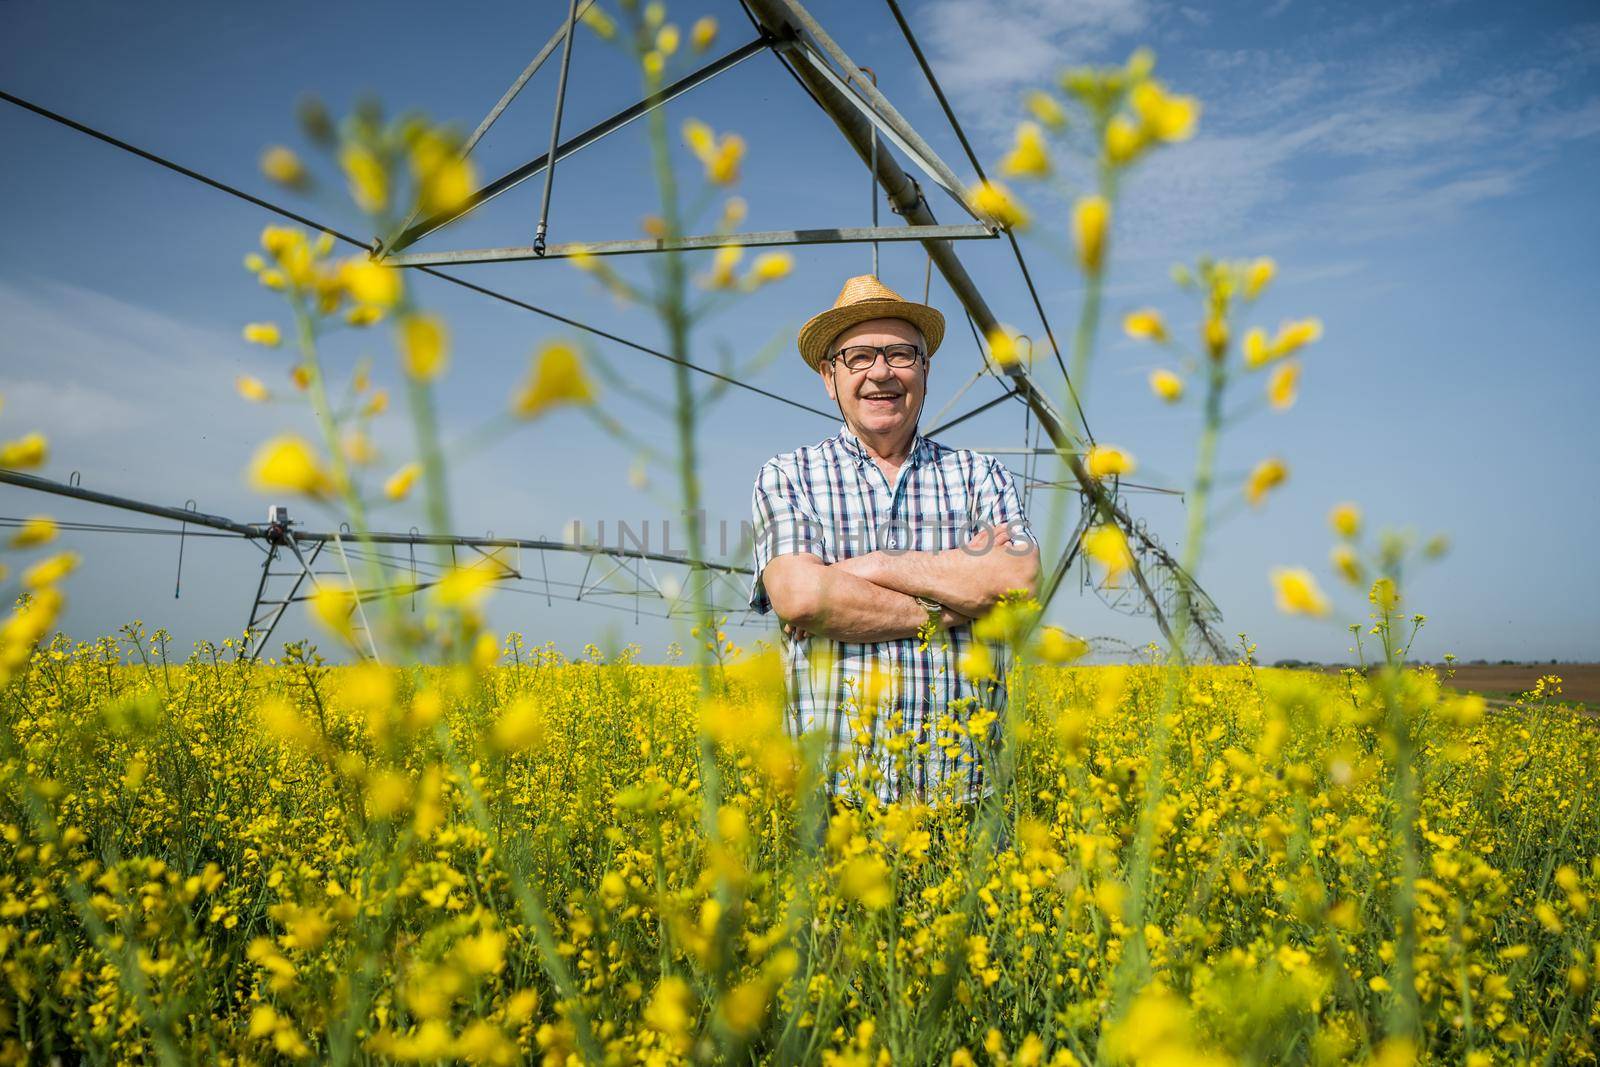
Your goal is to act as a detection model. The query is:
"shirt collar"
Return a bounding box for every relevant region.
[836,423,929,467]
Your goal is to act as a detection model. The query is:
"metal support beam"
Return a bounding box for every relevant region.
[381,0,599,254]
[0,468,257,536]
[533,0,581,256]
[245,539,324,662]
[923,388,1018,438]
[382,32,781,255]
[382,223,996,267]
[787,41,977,220]
[758,0,982,222]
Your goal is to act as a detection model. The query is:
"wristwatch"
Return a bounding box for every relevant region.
[914,595,943,629]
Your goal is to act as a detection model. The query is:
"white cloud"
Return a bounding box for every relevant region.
[0,278,281,505]
[915,1,1599,257]
[919,0,1151,121]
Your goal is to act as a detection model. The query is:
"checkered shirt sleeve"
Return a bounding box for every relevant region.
[748,460,826,615]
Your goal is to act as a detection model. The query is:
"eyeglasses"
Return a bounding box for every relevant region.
[829,343,924,372]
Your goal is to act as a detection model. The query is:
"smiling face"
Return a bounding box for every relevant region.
[819,317,928,447]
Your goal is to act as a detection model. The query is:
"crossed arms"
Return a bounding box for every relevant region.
[760,523,1040,643]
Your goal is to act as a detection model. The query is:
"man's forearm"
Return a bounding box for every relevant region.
[837,543,1040,618]
[788,566,949,643]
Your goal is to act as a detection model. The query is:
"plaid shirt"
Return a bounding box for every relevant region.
[748,424,1035,805]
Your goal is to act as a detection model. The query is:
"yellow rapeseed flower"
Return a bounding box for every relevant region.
[1024,90,1066,130]
[656,24,680,56]
[1105,116,1145,166]
[1369,576,1400,612]
[690,16,718,52]
[433,564,498,609]
[340,259,402,307]
[1272,317,1323,358]
[1204,313,1228,361]
[1244,257,1276,299]
[1123,308,1167,342]
[999,122,1051,178]
[746,251,793,287]
[720,979,770,1036]
[1131,80,1199,141]
[971,180,1029,230]
[1086,445,1136,479]
[1329,502,1361,539]
[1330,544,1364,585]
[383,462,421,501]
[1248,318,1323,368]
[706,244,741,289]
[644,977,694,1052]
[454,930,507,976]
[1126,46,1155,81]
[492,696,548,753]
[236,375,270,403]
[579,4,616,39]
[840,854,894,909]
[8,516,57,549]
[1148,368,1183,402]
[340,144,388,214]
[987,327,1022,368]
[1272,566,1330,616]
[705,132,745,185]
[260,225,300,258]
[683,119,714,159]
[1035,626,1090,663]
[0,433,47,469]
[1243,327,1269,367]
[511,341,597,419]
[339,430,375,467]
[1073,196,1109,274]
[1245,457,1288,507]
[1268,361,1300,410]
[249,435,331,497]
[365,770,411,819]
[22,551,79,589]
[1083,523,1133,585]
[472,630,500,672]
[260,145,309,188]
[346,304,383,327]
[242,322,282,347]
[959,643,995,681]
[399,314,449,382]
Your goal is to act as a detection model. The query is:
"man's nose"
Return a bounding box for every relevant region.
[864,354,898,379]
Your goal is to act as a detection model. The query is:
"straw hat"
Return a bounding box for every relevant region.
[797,274,945,372]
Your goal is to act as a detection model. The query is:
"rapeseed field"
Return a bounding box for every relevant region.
[0,639,1595,1063]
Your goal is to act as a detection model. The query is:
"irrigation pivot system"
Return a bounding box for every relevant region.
[0,0,1229,662]
[0,469,756,663]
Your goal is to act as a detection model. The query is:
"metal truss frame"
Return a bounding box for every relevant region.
[361,0,1229,660]
[0,469,759,662]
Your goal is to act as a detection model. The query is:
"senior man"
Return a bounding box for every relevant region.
[749,275,1040,806]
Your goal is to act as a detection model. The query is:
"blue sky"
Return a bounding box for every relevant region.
[2,0,1597,663]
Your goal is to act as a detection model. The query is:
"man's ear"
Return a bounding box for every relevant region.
[820,362,837,402]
